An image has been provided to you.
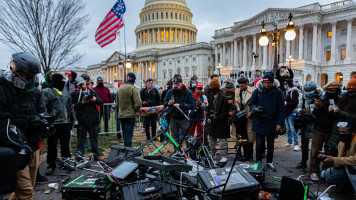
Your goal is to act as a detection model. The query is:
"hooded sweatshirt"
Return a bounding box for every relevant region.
[41,71,53,89]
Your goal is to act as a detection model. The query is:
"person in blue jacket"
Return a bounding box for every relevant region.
[249,71,285,172]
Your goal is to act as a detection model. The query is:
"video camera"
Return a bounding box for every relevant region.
[208,110,217,120]
[251,106,264,118]
[293,113,315,130]
[231,110,247,124]
[26,113,56,138]
[83,94,94,100]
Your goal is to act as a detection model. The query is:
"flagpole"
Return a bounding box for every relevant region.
[124,16,127,62]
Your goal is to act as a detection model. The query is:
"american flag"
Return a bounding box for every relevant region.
[95,0,126,48]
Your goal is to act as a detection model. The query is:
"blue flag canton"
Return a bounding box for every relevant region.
[111,0,126,18]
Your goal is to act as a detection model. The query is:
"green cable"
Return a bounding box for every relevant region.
[166,132,179,147]
[304,185,309,200]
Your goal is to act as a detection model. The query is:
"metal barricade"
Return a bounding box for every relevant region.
[98,103,145,135]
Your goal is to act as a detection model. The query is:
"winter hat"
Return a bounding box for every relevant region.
[126,72,136,84]
[285,79,294,87]
[209,79,220,90]
[66,70,77,80]
[97,76,103,82]
[263,71,274,83]
[322,81,340,91]
[75,77,85,86]
[117,82,123,88]
[347,75,356,89]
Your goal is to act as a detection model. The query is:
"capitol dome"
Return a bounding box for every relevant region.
[134,0,197,52]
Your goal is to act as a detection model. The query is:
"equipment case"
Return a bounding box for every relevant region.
[61,175,113,200]
[237,161,265,183]
[197,165,260,200]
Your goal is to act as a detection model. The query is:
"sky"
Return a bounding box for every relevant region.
[0,0,338,71]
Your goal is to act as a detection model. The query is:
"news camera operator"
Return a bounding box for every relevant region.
[163,74,195,150]
[206,79,230,159]
[0,52,55,199]
[249,72,285,172]
[320,77,356,192]
[294,81,323,175]
[232,77,255,161]
[309,81,341,181]
[71,77,103,161]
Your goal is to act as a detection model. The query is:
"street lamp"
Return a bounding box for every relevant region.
[258,13,296,73]
[286,55,294,69]
[217,63,223,76]
[122,56,132,82]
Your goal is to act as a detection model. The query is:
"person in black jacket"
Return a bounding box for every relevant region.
[206,79,230,159]
[276,66,293,92]
[71,77,103,161]
[161,79,173,104]
[163,74,195,149]
[42,73,72,175]
[141,78,161,140]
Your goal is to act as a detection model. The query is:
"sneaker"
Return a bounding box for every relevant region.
[267,163,277,172]
[282,143,292,147]
[294,145,300,151]
[310,173,319,181]
[45,168,55,175]
[296,162,307,169]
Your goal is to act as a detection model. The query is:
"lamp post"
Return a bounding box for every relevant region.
[286,55,294,69]
[123,56,132,82]
[259,13,296,73]
[217,63,223,77]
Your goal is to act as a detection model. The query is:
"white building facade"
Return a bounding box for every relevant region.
[213,0,356,87]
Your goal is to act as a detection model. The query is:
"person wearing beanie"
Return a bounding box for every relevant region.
[163,74,195,149]
[71,75,103,161]
[232,76,255,161]
[189,82,208,143]
[283,78,300,151]
[63,70,77,95]
[206,79,230,159]
[161,79,173,104]
[140,78,160,141]
[276,66,294,92]
[321,77,356,190]
[41,73,73,175]
[249,71,285,172]
[94,76,113,133]
[41,70,53,89]
[116,73,141,147]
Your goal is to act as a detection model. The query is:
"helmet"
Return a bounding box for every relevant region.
[10,52,40,75]
[304,81,316,92]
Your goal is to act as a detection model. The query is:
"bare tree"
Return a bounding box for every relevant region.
[0,0,89,74]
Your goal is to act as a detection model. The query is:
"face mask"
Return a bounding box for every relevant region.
[339,134,351,143]
[284,85,288,90]
[53,81,65,91]
[348,90,356,97]
[174,84,179,90]
[98,82,104,88]
[326,92,337,99]
[306,92,315,98]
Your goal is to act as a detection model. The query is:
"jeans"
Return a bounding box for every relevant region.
[47,123,71,169]
[144,114,158,140]
[301,131,310,163]
[99,105,110,132]
[285,115,298,145]
[120,118,136,147]
[256,133,275,163]
[321,168,345,184]
[115,110,121,132]
[77,125,100,157]
[309,129,330,174]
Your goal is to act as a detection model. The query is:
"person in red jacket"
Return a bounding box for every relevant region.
[94,76,113,133]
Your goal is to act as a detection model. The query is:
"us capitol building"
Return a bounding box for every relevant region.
[64,0,356,89]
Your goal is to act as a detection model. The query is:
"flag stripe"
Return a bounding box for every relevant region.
[95,0,126,48]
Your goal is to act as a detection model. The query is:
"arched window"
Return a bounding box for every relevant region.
[157,13,159,19]
[148,14,150,21]
[152,13,154,20]
[183,15,185,21]
[179,13,181,20]
[166,12,168,19]
[177,68,181,75]
[161,12,163,19]
[171,12,173,19]
[175,13,177,20]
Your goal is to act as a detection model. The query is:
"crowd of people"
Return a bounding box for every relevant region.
[1,52,356,199]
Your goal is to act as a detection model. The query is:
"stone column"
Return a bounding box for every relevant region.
[230,42,234,67]
[158,28,161,43]
[258,40,262,68]
[234,39,238,68]
[268,35,273,68]
[345,18,353,62]
[252,35,257,68]
[169,28,171,42]
[239,40,243,67]
[164,28,166,42]
[317,25,322,62]
[150,61,153,78]
[312,23,318,62]
[298,25,304,59]
[222,43,226,66]
[303,28,308,60]
[173,28,176,42]
[279,31,284,64]
[145,61,148,80]
[181,29,183,43]
[330,21,337,63]
[243,36,247,68]
[215,44,219,67]
[262,45,268,69]
[286,39,291,60]
[220,44,223,64]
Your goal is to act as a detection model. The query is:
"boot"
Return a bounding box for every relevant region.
[297,161,307,169]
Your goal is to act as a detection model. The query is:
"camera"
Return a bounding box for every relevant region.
[208,110,217,119]
[318,155,327,162]
[26,113,56,138]
[232,110,247,124]
[83,94,93,100]
[251,106,264,118]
